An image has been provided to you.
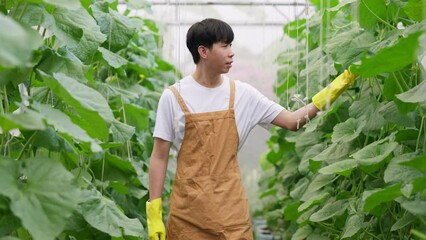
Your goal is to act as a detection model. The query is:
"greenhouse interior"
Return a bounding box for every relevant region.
[0,0,425,239]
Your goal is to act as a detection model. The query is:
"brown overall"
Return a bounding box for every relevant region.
[166,79,253,240]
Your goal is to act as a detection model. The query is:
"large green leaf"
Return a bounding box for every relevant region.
[384,153,424,184]
[123,103,150,131]
[355,31,422,77]
[38,71,112,139]
[309,0,339,10]
[319,159,358,176]
[26,0,81,9]
[301,174,335,201]
[110,119,135,143]
[353,141,398,166]
[0,13,42,68]
[283,19,306,39]
[298,192,330,212]
[291,225,312,240]
[401,200,426,216]
[327,27,375,67]
[331,118,366,143]
[357,0,387,30]
[404,0,426,21]
[79,190,144,238]
[92,2,135,52]
[400,153,426,172]
[310,199,347,222]
[12,4,106,63]
[397,80,426,103]
[391,213,416,231]
[349,97,385,131]
[0,157,80,240]
[0,111,45,132]
[32,102,101,152]
[25,127,75,153]
[36,50,88,84]
[362,183,402,212]
[98,47,128,68]
[342,214,363,238]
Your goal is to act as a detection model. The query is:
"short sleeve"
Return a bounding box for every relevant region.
[153,89,175,142]
[246,84,284,129]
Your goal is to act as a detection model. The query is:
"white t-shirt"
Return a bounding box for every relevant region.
[153,75,285,151]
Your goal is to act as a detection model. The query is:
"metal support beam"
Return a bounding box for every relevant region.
[120,1,310,7]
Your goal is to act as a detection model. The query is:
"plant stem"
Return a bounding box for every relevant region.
[16,131,37,160]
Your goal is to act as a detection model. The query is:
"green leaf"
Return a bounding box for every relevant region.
[397,80,426,103]
[48,7,106,62]
[284,201,301,221]
[290,178,310,200]
[401,200,426,216]
[0,111,45,132]
[319,159,358,176]
[309,0,339,10]
[331,118,366,143]
[283,19,306,39]
[0,13,42,68]
[29,0,82,9]
[329,0,357,12]
[25,127,75,153]
[310,199,347,222]
[32,102,102,152]
[110,119,135,143]
[349,97,385,131]
[123,103,150,131]
[362,183,402,212]
[0,157,80,240]
[400,153,426,172]
[342,214,363,238]
[36,50,88,84]
[355,31,422,77]
[291,225,312,240]
[353,141,398,166]
[92,2,135,52]
[301,174,335,201]
[327,27,375,67]
[79,190,144,238]
[404,0,426,21]
[298,192,330,212]
[357,0,387,30]
[384,153,423,184]
[391,213,415,231]
[39,70,113,124]
[98,47,128,68]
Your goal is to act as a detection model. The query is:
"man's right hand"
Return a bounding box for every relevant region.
[146,198,166,240]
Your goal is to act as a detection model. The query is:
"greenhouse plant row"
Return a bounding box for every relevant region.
[0,0,425,240]
[257,0,426,239]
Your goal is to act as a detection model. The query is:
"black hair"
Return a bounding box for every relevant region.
[186,18,234,64]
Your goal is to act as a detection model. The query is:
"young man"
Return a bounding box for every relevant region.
[147,18,356,240]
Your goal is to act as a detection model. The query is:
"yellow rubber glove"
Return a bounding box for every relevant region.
[146,198,166,240]
[312,69,357,110]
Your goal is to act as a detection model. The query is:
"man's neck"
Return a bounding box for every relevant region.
[192,67,223,88]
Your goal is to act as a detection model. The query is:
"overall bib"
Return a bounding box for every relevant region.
[167,79,253,240]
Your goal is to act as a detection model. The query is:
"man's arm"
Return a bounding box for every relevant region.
[149,137,172,200]
[272,69,357,131]
[272,103,320,131]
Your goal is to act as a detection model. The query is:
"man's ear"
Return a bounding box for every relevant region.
[198,46,208,60]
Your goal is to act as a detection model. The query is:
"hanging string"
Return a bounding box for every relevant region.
[175,0,181,93]
[295,0,299,102]
[305,0,309,103]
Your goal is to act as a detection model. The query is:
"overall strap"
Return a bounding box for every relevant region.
[168,86,190,114]
[229,79,235,110]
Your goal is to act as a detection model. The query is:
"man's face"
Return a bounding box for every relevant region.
[207,41,234,73]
